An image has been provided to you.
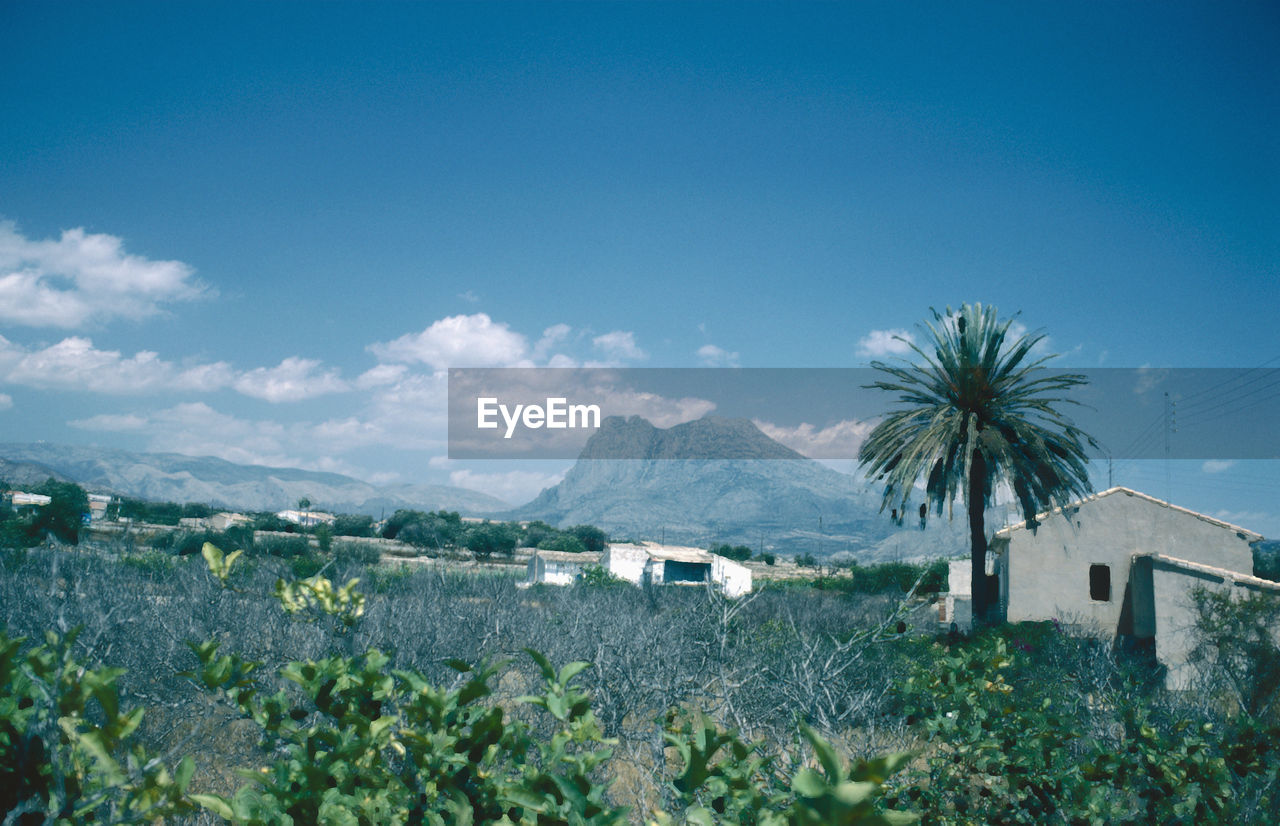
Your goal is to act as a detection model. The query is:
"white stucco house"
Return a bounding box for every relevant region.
[942,486,1278,687]
[525,549,603,586]
[276,509,336,527]
[601,542,752,597]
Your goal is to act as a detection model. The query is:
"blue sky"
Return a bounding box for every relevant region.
[1,2,1278,529]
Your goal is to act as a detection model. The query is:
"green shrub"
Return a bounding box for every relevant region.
[0,627,195,823]
[257,534,310,559]
[120,549,178,578]
[333,540,382,566]
[538,534,588,554]
[712,543,754,562]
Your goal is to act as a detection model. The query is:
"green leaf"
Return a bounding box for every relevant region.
[175,754,196,791]
[525,648,556,682]
[832,780,877,807]
[685,806,716,826]
[793,768,829,798]
[191,793,236,820]
[557,660,590,685]
[801,724,843,782]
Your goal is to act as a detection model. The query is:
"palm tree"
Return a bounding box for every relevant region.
[858,303,1097,627]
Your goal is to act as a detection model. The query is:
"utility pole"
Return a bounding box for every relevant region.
[1163,392,1176,501]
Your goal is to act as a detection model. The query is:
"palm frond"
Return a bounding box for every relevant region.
[858,303,1097,519]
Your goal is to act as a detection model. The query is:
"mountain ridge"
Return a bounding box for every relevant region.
[512,415,966,562]
[0,442,508,516]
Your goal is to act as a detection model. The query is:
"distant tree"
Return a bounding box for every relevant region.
[858,303,1096,627]
[182,502,213,519]
[297,496,312,511]
[465,522,518,559]
[387,510,465,549]
[537,534,588,554]
[380,509,422,541]
[1255,541,1280,583]
[521,520,558,548]
[141,500,183,526]
[332,513,375,538]
[253,512,289,533]
[32,479,89,545]
[567,524,608,554]
[712,543,753,562]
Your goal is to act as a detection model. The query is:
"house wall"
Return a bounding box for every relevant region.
[527,555,588,586]
[1136,558,1279,689]
[602,546,648,586]
[711,556,752,597]
[1145,559,1224,689]
[999,490,1256,638]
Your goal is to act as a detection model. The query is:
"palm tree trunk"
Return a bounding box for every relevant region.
[969,450,990,628]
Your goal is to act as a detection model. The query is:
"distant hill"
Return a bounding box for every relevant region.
[512,415,968,562]
[0,457,75,487]
[0,443,508,517]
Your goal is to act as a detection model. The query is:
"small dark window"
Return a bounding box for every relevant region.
[1089,564,1111,602]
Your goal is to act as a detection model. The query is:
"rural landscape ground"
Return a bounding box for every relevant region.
[2,484,1279,824]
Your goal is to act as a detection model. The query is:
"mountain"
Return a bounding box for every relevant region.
[0,457,75,487]
[513,416,968,562]
[0,443,508,516]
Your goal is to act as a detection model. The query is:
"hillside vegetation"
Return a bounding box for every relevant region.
[2,535,1279,824]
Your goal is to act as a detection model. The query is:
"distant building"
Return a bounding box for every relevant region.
[9,492,52,507]
[601,541,752,597]
[210,512,252,531]
[526,549,603,586]
[942,487,1276,688]
[276,509,336,528]
[86,494,112,521]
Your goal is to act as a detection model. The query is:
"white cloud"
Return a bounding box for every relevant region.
[752,418,876,459]
[1133,366,1169,396]
[1202,460,1235,474]
[355,371,451,450]
[448,467,566,506]
[856,329,915,360]
[0,221,207,327]
[68,412,148,431]
[0,393,11,410]
[532,323,572,362]
[356,363,408,389]
[697,344,739,367]
[1212,510,1271,531]
[458,290,480,303]
[69,401,393,480]
[369,313,531,369]
[592,330,646,363]
[0,336,344,402]
[234,357,350,402]
[602,390,715,427]
[3,337,235,394]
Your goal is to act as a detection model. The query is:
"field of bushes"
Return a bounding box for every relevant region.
[2,535,1279,824]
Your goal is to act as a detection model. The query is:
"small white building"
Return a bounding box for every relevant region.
[526,549,603,586]
[210,512,252,531]
[276,509,336,528]
[87,494,112,521]
[601,542,752,597]
[9,492,52,507]
[945,487,1275,687]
